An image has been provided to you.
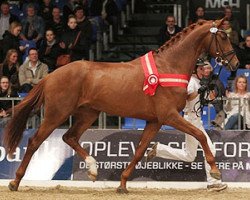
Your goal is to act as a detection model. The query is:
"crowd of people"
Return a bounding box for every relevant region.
[158,5,250,130]
[159,6,250,71]
[0,0,125,123]
[0,1,249,130]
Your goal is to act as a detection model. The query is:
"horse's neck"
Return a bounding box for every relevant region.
[156,25,210,75]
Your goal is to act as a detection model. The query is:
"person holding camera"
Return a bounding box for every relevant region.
[200,62,226,129]
[146,59,227,192]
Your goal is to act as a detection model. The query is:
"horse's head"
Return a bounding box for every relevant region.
[203,18,239,71]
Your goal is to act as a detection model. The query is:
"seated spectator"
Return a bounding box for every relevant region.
[0,49,20,91]
[0,76,18,127]
[238,35,250,69]
[60,15,89,61]
[19,3,45,48]
[222,6,241,37]
[221,19,239,47]
[19,48,48,93]
[19,0,40,13]
[38,0,54,24]
[0,1,19,40]
[2,21,26,64]
[189,6,206,24]
[39,29,62,72]
[74,6,92,49]
[224,75,250,130]
[63,0,83,24]
[158,15,182,46]
[45,6,65,39]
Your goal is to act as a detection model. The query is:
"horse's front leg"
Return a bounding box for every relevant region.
[117,122,161,194]
[166,112,221,180]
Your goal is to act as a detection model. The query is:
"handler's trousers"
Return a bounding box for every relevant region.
[156,113,221,185]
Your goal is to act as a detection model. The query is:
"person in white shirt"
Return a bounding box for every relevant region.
[147,59,227,192]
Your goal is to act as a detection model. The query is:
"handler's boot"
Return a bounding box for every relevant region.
[207,183,228,192]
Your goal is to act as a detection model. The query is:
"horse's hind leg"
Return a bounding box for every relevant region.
[62,107,100,181]
[117,122,161,193]
[8,116,66,191]
[166,112,221,180]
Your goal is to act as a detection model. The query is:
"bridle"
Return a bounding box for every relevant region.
[207,22,237,71]
[194,22,238,116]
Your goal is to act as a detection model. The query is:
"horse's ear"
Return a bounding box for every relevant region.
[214,18,225,28]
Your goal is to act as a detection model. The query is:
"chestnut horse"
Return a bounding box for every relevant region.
[3,19,238,193]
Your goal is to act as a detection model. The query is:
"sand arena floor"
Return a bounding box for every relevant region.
[0,186,250,200]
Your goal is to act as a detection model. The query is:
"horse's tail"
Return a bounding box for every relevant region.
[3,79,45,156]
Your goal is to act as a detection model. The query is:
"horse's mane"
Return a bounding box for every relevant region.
[157,20,208,52]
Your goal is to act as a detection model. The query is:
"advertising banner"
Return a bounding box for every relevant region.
[0,129,73,180]
[0,129,250,182]
[72,129,250,182]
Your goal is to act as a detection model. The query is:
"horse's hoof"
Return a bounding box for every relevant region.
[8,181,18,191]
[210,171,221,180]
[116,186,129,194]
[87,171,97,182]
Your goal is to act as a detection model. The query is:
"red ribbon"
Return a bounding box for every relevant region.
[141,51,190,96]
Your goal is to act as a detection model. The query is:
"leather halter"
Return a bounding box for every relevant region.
[141,51,190,96]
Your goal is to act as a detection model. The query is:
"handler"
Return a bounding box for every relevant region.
[147,59,227,192]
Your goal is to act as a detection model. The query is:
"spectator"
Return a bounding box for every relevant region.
[38,0,54,24]
[19,0,40,13]
[20,3,45,48]
[224,75,250,130]
[158,15,182,46]
[63,0,84,24]
[201,61,226,128]
[74,6,92,50]
[221,19,239,47]
[39,29,61,72]
[222,6,241,37]
[0,76,18,127]
[189,6,206,24]
[45,6,65,39]
[2,21,26,64]
[0,1,19,40]
[60,15,89,61]
[19,48,48,93]
[237,35,250,69]
[0,49,20,91]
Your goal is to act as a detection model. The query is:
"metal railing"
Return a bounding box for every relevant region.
[0,97,248,130]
